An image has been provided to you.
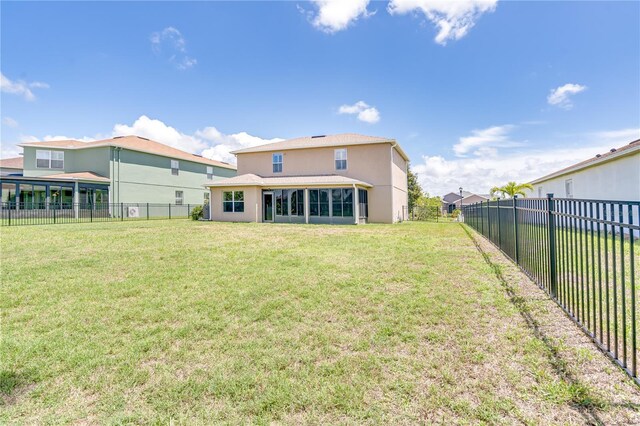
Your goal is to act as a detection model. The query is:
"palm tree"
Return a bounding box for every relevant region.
[490,181,534,199]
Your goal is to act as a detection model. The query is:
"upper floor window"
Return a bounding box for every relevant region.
[565,179,573,198]
[272,153,283,173]
[206,166,214,180]
[335,149,347,170]
[171,160,179,176]
[36,150,64,169]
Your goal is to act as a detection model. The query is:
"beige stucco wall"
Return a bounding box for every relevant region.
[391,146,408,222]
[235,142,408,223]
[210,186,262,222]
[532,152,640,201]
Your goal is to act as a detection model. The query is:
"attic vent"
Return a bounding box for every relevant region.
[610,148,617,152]
[137,136,150,141]
[193,154,202,157]
[113,136,125,139]
[595,154,601,158]
[311,135,326,139]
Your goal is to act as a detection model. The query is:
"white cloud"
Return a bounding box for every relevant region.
[338,100,380,123]
[113,116,282,164]
[2,117,18,128]
[150,27,197,70]
[414,126,640,197]
[0,72,49,101]
[305,0,374,33]
[388,0,497,45]
[11,116,282,164]
[453,124,521,157]
[547,83,587,109]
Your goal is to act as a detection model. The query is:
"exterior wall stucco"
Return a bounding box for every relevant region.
[391,146,408,222]
[210,186,262,222]
[532,153,640,201]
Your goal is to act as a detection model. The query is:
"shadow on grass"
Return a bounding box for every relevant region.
[460,224,640,425]
[0,369,38,406]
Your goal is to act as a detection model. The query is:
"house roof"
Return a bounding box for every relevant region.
[231,133,409,161]
[17,135,237,170]
[204,173,373,188]
[1,171,110,184]
[40,171,111,183]
[442,191,474,202]
[0,157,24,169]
[531,139,640,184]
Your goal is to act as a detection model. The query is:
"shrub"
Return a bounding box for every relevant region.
[190,205,204,221]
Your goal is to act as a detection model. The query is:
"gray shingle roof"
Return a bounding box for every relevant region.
[204,173,373,188]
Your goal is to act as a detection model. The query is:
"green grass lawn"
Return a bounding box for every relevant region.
[0,220,630,423]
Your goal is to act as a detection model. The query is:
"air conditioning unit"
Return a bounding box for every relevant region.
[128,206,140,218]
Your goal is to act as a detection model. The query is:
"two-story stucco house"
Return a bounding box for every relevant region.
[205,133,409,224]
[0,135,236,208]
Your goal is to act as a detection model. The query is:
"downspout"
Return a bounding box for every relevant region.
[353,183,358,225]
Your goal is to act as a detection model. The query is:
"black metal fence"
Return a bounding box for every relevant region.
[1,202,199,226]
[463,195,639,384]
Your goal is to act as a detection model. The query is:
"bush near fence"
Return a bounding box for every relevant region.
[463,195,639,385]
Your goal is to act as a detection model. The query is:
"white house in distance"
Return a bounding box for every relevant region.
[530,139,639,201]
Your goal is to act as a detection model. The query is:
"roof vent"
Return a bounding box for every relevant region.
[610,148,617,152]
[595,154,601,158]
[113,136,125,139]
[311,135,326,139]
[137,136,150,141]
[193,154,202,157]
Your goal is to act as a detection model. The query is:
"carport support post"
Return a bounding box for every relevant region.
[353,185,359,225]
[547,193,558,298]
[304,188,309,224]
[74,181,79,219]
[513,196,519,264]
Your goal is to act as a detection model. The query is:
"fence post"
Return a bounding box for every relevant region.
[121,203,124,221]
[513,196,519,264]
[547,193,558,298]
[497,200,502,248]
[147,203,150,220]
[53,207,56,224]
[8,205,11,226]
[169,204,171,220]
[90,206,93,223]
[188,204,190,218]
[487,200,491,240]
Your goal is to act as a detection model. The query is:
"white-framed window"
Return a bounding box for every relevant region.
[36,150,64,169]
[204,192,210,202]
[335,149,347,170]
[223,191,244,212]
[272,153,283,173]
[206,166,214,180]
[565,179,573,198]
[171,160,179,176]
[175,190,184,205]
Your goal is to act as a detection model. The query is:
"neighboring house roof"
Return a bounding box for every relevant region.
[204,173,373,188]
[17,135,237,170]
[231,133,409,161]
[0,157,24,169]
[40,171,111,183]
[442,191,474,202]
[531,139,640,184]
[461,194,489,202]
[1,171,110,183]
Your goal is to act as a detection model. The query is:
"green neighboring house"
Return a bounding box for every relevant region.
[0,135,236,208]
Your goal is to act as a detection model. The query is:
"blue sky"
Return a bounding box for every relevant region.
[2,0,639,195]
